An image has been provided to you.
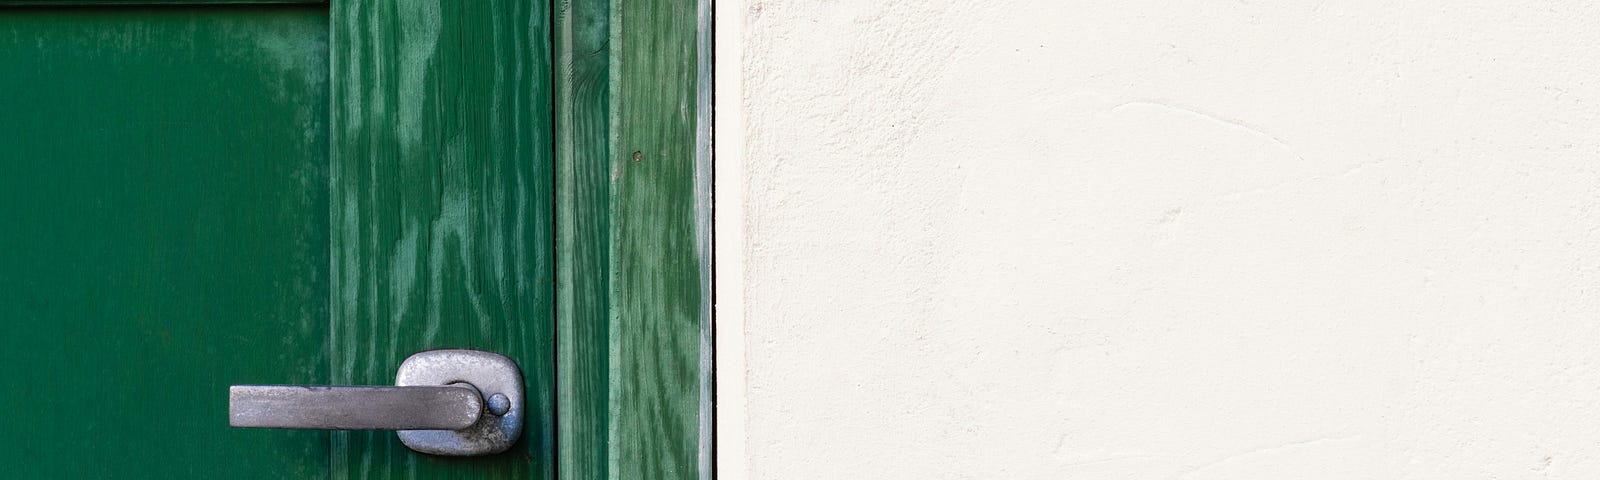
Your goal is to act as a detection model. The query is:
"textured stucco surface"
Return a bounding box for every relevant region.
[732,1,1600,478]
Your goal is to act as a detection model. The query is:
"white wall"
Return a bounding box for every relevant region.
[718,1,1600,478]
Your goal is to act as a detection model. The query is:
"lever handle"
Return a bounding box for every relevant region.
[229,385,484,430]
[227,349,524,456]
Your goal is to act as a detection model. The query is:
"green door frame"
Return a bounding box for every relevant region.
[554,0,714,480]
[0,0,712,477]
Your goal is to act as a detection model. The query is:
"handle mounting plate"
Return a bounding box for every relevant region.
[395,349,525,456]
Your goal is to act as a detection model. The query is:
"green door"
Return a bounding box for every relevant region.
[0,0,712,478]
[0,2,554,478]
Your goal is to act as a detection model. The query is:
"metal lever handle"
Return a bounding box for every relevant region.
[229,385,484,430]
[227,349,525,456]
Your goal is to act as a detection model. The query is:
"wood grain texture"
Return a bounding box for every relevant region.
[556,0,713,478]
[329,0,554,478]
[613,0,712,474]
[554,0,612,478]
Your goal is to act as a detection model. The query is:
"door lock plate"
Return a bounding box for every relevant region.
[395,349,525,456]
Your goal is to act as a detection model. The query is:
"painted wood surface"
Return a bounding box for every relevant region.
[556,0,713,478]
[0,5,330,477]
[0,0,703,477]
[554,0,612,478]
[0,1,322,5]
[328,0,555,478]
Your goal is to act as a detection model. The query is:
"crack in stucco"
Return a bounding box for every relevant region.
[1172,435,1358,479]
[1112,100,1308,163]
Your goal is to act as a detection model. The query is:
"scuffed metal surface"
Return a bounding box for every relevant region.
[395,349,525,456]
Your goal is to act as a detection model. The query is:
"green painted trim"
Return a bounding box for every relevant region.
[328,0,555,478]
[556,0,713,477]
[554,0,612,478]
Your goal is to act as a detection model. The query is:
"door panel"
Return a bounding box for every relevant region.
[0,1,609,478]
[0,6,330,477]
[327,1,554,477]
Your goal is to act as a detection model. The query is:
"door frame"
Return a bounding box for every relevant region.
[554,1,715,480]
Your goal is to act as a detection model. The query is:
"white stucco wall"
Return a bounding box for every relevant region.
[717,1,1600,478]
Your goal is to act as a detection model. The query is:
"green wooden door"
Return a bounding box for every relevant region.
[0,1,555,478]
[0,5,334,477]
[0,0,712,478]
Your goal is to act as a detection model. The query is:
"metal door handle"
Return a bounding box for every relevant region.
[229,385,491,430]
[228,349,524,456]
